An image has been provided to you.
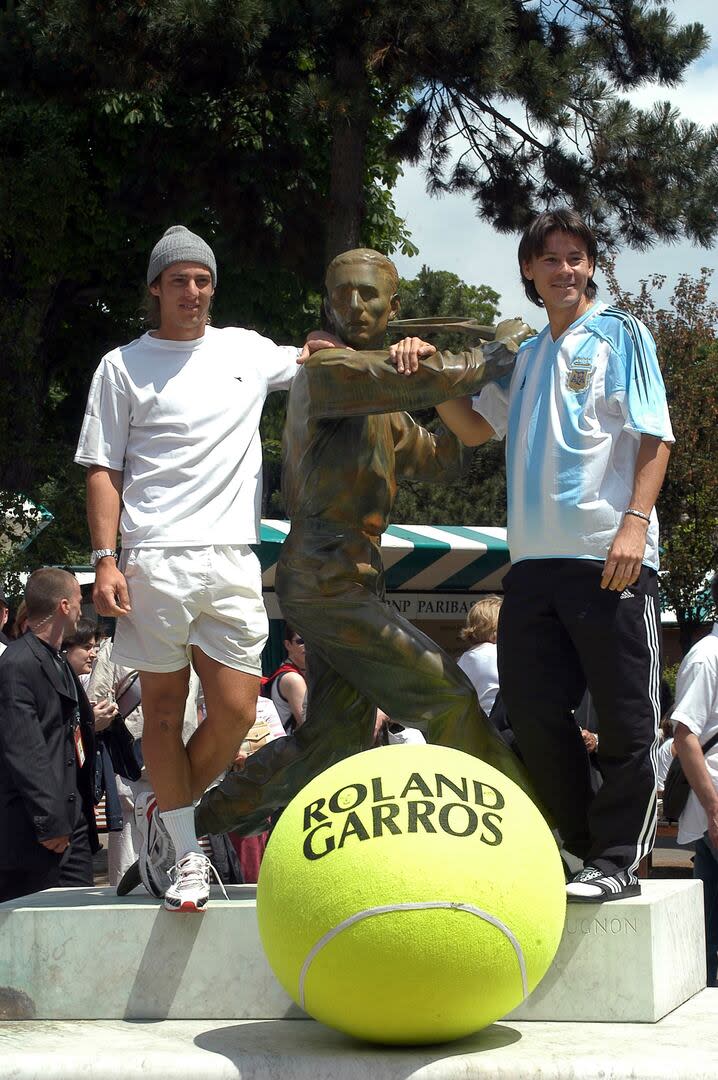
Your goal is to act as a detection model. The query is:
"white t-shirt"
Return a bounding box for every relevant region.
[74,325,298,548]
[457,642,499,715]
[672,625,718,844]
[475,302,674,569]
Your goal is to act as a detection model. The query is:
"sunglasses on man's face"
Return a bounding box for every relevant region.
[292,636,305,646]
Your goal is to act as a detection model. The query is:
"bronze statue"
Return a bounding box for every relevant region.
[192,248,537,840]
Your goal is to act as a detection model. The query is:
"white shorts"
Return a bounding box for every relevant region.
[111,545,268,675]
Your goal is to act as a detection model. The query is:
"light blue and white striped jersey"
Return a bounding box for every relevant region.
[475,301,674,570]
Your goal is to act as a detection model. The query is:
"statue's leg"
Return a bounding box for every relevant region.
[195,649,376,838]
[284,579,535,799]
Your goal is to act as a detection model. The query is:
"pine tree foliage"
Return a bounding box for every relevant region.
[4,2,717,253]
[388,1,717,248]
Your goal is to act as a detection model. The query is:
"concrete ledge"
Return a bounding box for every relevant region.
[0,885,299,1022]
[509,878,706,1022]
[1,990,717,1080]
[0,879,706,1024]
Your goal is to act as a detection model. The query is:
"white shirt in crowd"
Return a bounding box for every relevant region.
[74,326,298,548]
[673,624,718,845]
[457,642,500,715]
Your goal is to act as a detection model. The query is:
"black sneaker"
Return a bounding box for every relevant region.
[566,865,641,904]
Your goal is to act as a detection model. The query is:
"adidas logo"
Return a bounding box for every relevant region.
[619,589,633,600]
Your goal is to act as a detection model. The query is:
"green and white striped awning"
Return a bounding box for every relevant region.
[255,520,510,594]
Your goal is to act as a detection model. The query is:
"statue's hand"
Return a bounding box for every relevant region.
[388,336,437,376]
[298,330,347,364]
[477,317,533,381]
[494,318,534,349]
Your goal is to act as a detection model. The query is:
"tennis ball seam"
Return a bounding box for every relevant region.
[298,901,528,1008]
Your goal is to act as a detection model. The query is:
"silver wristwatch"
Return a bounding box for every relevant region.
[90,548,118,567]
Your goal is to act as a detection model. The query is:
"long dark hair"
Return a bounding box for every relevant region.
[518,208,598,308]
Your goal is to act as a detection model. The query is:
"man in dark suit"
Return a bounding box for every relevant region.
[0,568,99,903]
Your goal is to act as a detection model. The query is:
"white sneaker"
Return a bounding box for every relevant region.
[135,791,175,899]
[163,851,228,913]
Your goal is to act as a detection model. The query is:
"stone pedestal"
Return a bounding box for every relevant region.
[0,879,705,1024]
[0,884,297,1022]
[508,878,705,1022]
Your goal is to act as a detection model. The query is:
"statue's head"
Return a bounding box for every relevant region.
[324,248,400,349]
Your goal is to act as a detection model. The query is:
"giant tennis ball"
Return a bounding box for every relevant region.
[257,743,565,1044]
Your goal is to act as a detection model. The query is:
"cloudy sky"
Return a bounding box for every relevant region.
[392,1,718,324]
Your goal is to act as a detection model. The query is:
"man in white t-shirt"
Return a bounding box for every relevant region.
[75,225,299,912]
[437,208,674,903]
[673,574,718,987]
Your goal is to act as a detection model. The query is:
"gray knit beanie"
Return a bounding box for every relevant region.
[147,225,217,286]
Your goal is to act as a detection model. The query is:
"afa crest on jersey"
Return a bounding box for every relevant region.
[566,356,595,393]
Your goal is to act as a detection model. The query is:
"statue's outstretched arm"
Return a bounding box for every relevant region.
[303,323,530,421]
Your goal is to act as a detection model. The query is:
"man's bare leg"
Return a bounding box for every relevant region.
[120,653,261,901]
[140,666,193,810]
[137,652,259,910]
[186,647,261,798]
[140,651,259,806]
[133,665,204,909]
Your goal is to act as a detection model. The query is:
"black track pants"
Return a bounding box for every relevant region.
[498,559,661,875]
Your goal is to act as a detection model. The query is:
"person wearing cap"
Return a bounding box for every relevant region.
[74,225,301,912]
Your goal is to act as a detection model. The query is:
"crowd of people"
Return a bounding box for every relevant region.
[0,574,305,896]
[1,204,715,985]
[0,577,429,896]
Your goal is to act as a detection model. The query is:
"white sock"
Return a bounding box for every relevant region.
[160,806,202,861]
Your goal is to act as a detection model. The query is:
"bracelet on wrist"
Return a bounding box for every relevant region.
[624,507,650,524]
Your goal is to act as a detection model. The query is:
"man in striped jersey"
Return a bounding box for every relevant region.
[438,208,674,902]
